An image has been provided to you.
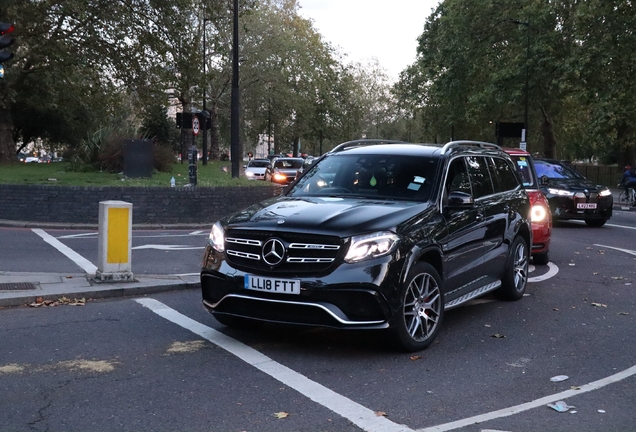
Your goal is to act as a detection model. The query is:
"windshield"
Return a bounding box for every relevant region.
[274,159,303,169]
[248,160,269,168]
[510,155,537,188]
[287,154,440,202]
[534,160,583,180]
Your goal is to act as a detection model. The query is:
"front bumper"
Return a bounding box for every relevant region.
[200,245,399,329]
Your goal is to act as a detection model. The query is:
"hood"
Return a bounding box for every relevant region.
[222,196,430,237]
[543,178,605,192]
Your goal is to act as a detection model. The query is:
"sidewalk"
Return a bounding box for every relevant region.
[0,271,199,308]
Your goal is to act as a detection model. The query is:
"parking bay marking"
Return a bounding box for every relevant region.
[136,298,636,432]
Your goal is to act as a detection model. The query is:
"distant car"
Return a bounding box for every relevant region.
[24,157,39,163]
[504,149,552,265]
[265,157,304,184]
[244,159,269,180]
[534,158,613,227]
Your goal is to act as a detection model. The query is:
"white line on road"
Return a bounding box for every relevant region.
[528,262,559,283]
[135,298,413,432]
[135,299,636,432]
[416,365,636,432]
[32,229,97,274]
[593,244,636,257]
[131,244,205,251]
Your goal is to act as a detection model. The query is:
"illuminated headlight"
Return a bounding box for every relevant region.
[317,180,328,187]
[344,232,400,263]
[531,204,548,222]
[599,189,612,197]
[209,222,225,252]
[273,173,287,181]
[548,188,574,196]
[245,171,254,178]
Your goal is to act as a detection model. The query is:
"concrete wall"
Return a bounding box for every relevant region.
[0,184,279,225]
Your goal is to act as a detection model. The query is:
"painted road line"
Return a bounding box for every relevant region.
[528,262,558,283]
[32,229,98,274]
[594,244,636,257]
[135,298,413,432]
[417,364,636,432]
[131,244,205,251]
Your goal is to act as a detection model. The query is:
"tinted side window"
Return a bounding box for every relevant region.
[466,156,494,198]
[446,157,471,195]
[491,157,520,192]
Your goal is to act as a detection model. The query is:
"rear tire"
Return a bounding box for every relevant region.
[585,218,607,227]
[532,250,550,266]
[496,236,529,301]
[390,262,444,352]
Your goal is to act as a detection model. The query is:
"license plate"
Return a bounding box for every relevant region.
[244,275,300,295]
[577,203,597,209]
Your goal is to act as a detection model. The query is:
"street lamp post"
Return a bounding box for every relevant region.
[512,20,530,148]
[230,0,240,178]
[202,17,209,165]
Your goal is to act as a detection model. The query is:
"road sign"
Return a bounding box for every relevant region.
[192,116,200,136]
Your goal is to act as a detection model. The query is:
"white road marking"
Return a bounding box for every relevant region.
[32,229,97,274]
[417,365,636,432]
[135,298,413,432]
[136,299,636,432]
[189,230,206,235]
[57,233,98,239]
[528,262,559,283]
[605,222,636,230]
[594,244,636,257]
[131,244,205,251]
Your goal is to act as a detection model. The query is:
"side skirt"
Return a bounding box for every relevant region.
[444,280,502,310]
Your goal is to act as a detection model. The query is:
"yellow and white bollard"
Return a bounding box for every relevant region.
[96,200,134,282]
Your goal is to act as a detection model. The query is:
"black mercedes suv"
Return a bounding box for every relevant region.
[201,140,532,352]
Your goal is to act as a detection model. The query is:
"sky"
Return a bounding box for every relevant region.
[298,0,441,81]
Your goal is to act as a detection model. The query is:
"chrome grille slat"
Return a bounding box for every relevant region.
[287,257,335,263]
[227,238,262,246]
[289,243,340,250]
[227,250,260,260]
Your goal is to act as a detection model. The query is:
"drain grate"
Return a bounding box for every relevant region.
[0,282,37,291]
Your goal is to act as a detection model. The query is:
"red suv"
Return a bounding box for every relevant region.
[504,148,552,265]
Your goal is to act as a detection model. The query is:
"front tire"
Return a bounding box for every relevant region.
[533,250,550,266]
[390,262,444,352]
[496,235,529,300]
[585,218,607,227]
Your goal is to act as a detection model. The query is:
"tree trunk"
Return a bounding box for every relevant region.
[616,122,635,168]
[292,136,300,157]
[0,79,16,163]
[208,102,220,161]
[540,105,557,159]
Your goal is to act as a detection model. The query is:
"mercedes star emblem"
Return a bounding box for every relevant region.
[262,238,285,266]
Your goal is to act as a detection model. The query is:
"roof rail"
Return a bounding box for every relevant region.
[328,139,407,154]
[440,140,502,154]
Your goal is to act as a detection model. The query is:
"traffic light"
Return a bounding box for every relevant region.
[0,22,15,64]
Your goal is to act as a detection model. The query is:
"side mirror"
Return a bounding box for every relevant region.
[540,175,549,186]
[446,191,474,208]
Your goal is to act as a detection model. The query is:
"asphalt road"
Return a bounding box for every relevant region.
[1,211,635,431]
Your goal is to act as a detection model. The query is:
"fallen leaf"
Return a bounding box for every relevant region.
[375,411,387,417]
[410,355,421,361]
[618,312,629,316]
[611,276,623,280]
[569,263,576,266]
[553,308,559,311]
[36,296,43,303]
[484,324,491,327]
[571,386,581,390]
[591,303,607,308]
[273,412,289,419]
[491,333,506,339]
[598,250,605,254]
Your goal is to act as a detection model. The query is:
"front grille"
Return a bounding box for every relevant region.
[225,229,343,274]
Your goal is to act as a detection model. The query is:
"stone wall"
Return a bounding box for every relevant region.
[0,184,279,225]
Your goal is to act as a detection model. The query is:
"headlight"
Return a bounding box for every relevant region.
[344,231,400,263]
[273,173,287,181]
[209,222,225,252]
[530,204,548,222]
[245,171,254,177]
[547,188,574,196]
[599,189,612,197]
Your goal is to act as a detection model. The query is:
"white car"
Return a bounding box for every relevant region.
[24,157,39,163]
[244,159,269,180]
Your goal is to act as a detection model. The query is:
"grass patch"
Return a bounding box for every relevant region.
[0,161,267,187]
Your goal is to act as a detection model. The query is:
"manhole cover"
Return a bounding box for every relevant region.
[0,282,37,291]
